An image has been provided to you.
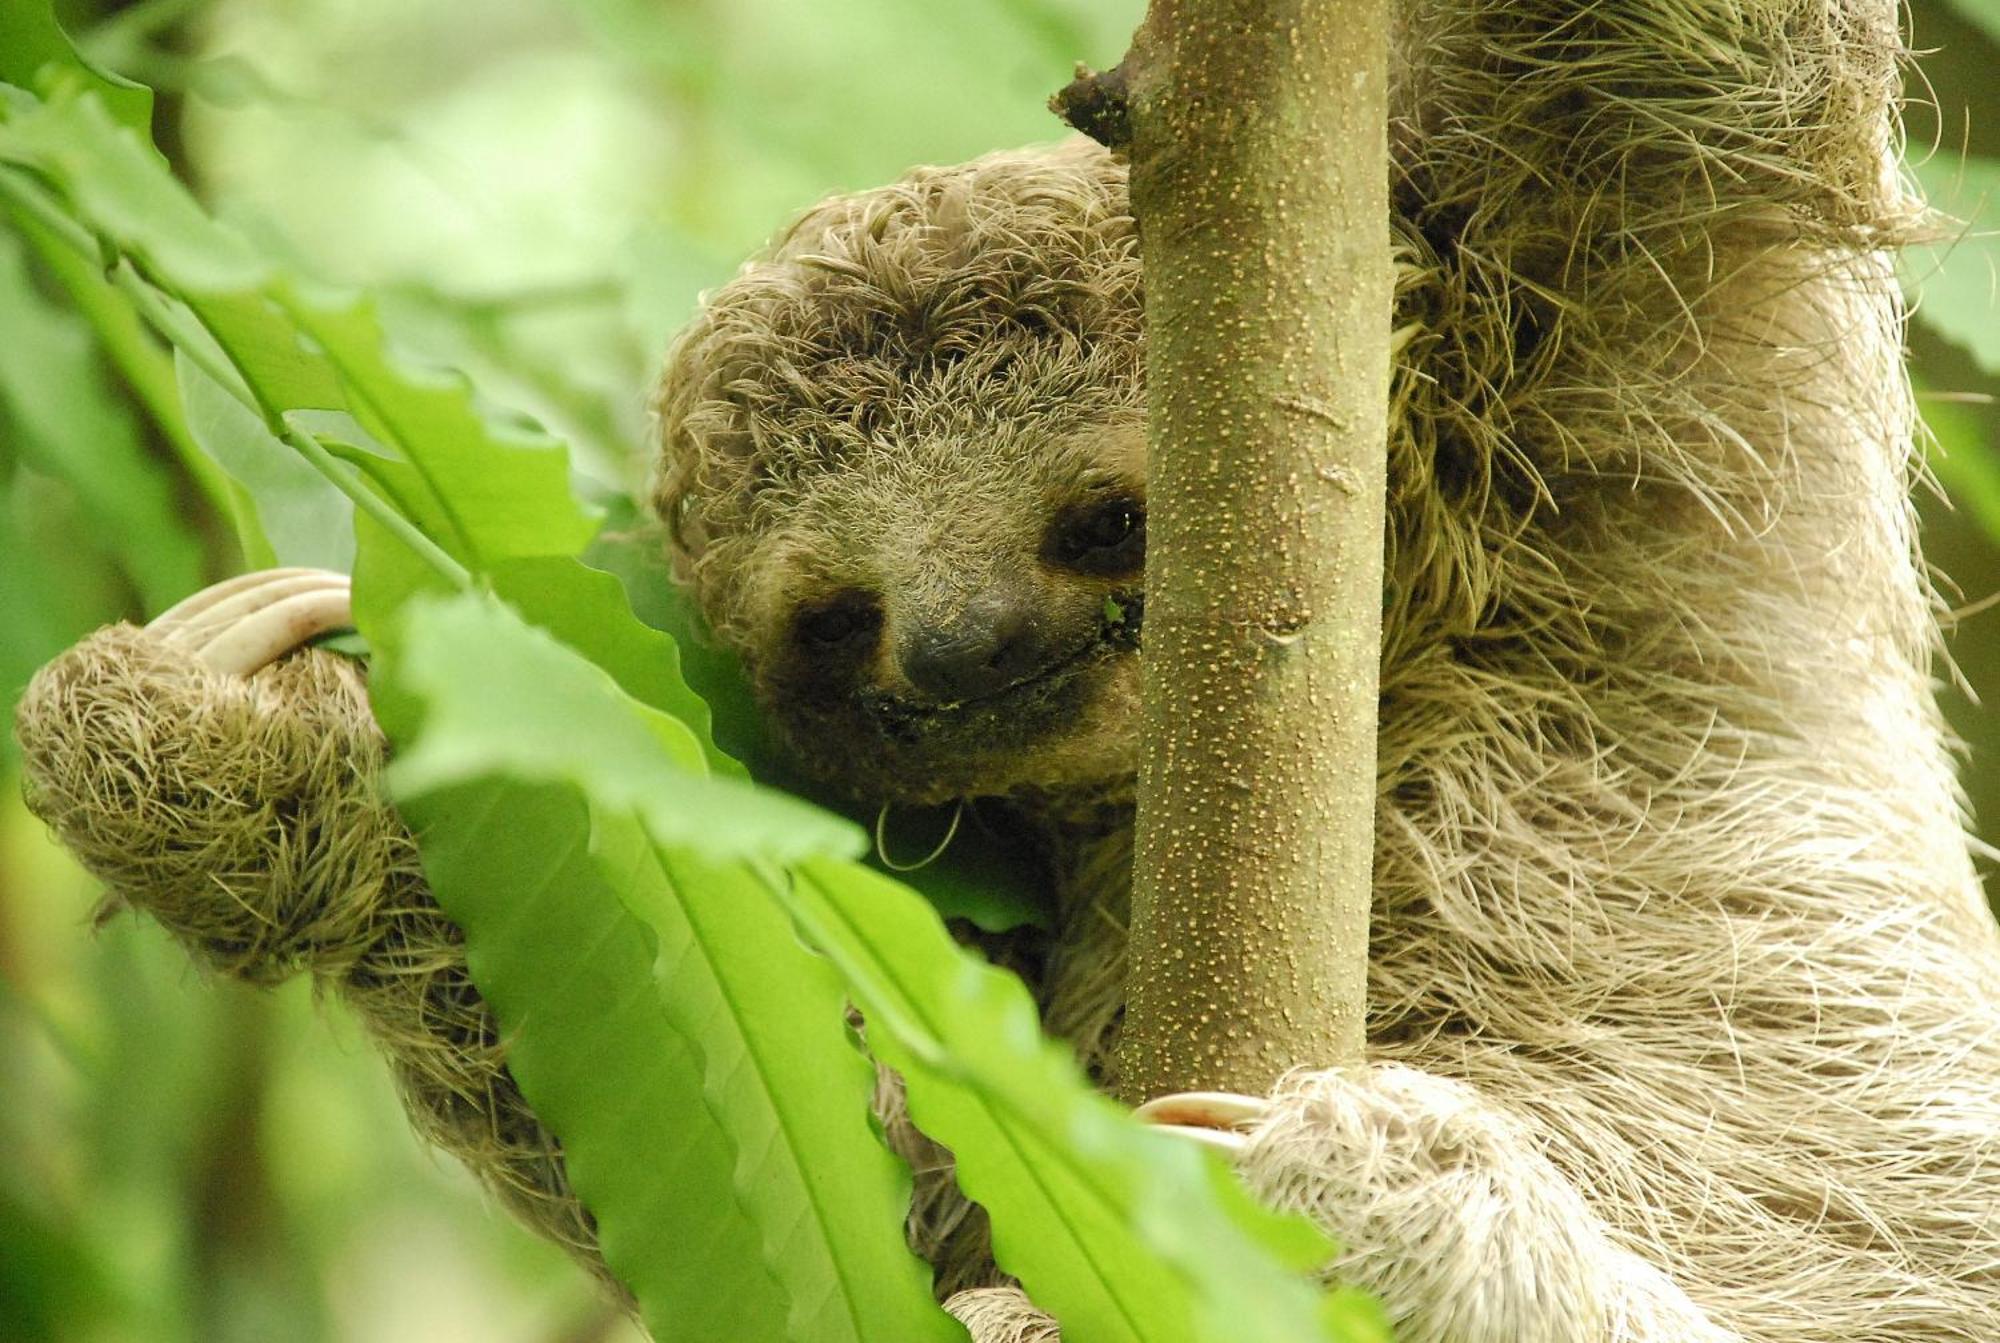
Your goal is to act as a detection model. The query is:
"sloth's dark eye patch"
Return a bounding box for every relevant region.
[1046,497,1146,576]
[795,591,882,651]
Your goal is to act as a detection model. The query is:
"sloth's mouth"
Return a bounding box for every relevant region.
[866,636,1103,730]
[933,635,1103,712]
[864,591,1142,738]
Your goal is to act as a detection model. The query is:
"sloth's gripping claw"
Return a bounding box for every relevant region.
[1132,1090,1271,1155]
[149,568,354,677]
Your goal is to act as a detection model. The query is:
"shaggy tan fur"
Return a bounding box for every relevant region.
[653,0,2000,1337]
[13,627,610,1288]
[18,0,2000,1339]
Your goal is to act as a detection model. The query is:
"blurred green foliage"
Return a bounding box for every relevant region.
[3,0,2000,1339]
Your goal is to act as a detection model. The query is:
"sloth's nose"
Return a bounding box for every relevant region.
[900,595,1049,705]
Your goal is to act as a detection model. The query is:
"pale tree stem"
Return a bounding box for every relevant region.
[1057,0,1390,1103]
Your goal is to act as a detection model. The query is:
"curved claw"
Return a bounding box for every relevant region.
[149,567,331,628]
[151,570,349,642]
[150,569,354,677]
[195,588,355,676]
[1134,1090,1271,1156]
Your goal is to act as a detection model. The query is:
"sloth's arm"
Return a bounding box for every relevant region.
[12,571,613,1287]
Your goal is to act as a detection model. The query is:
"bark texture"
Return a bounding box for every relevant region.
[1102,1,1391,1101]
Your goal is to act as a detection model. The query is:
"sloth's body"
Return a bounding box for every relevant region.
[19,1,2000,1339]
[649,3,2000,1335]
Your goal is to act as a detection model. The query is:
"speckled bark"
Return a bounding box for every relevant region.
[1091,2,1390,1102]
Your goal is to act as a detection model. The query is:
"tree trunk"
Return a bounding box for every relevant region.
[1058,0,1390,1104]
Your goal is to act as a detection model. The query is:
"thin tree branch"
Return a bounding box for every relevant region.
[1061,0,1391,1102]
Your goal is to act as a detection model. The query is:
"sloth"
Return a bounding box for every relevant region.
[18,1,2000,1340]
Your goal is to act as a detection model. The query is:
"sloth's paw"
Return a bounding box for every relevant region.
[15,568,399,985]
[1136,1064,1731,1343]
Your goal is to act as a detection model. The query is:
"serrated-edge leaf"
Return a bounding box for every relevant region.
[0,83,599,574]
[787,859,1378,1343]
[383,592,861,864]
[378,587,954,1342]
[611,829,962,1343]
[280,292,602,565]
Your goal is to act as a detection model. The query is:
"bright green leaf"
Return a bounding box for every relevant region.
[1941,0,2000,46]
[373,586,954,1341]
[279,294,601,565]
[0,3,150,131]
[785,859,1379,1343]
[1921,385,2000,540]
[0,82,594,583]
[383,591,862,866]
[611,830,962,1343]
[387,776,791,1342]
[490,555,742,777]
[1908,153,2000,374]
[0,81,260,292]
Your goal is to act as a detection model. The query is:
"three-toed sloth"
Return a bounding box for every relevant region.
[20,1,2000,1339]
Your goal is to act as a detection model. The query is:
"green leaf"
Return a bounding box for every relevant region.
[1941,0,2000,47]
[0,80,260,292]
[0,487,103,766]
[387,776,790,1343]
[177,352,354,572]
[279,295,601,565]
[6,201,252,558]
[786,860,1378,1343]
[0,82,594,582]
[489,555,742,777]
[1921,385,2000,541]
[0,2,150,132]
[609,829,962,1343]
[382,591,862,867]
[0,227,201,612]
[374,588,955,1343]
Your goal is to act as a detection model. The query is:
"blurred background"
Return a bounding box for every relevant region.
[4,1,2000,1339]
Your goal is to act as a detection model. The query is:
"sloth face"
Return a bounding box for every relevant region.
[649,143,1147,804]
[740,418,1148,806]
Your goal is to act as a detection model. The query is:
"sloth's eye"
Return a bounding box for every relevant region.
[795,593,882,651]
[1047,498,1146,576]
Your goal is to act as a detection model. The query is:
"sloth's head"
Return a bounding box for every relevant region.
[653,140,1146,805]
